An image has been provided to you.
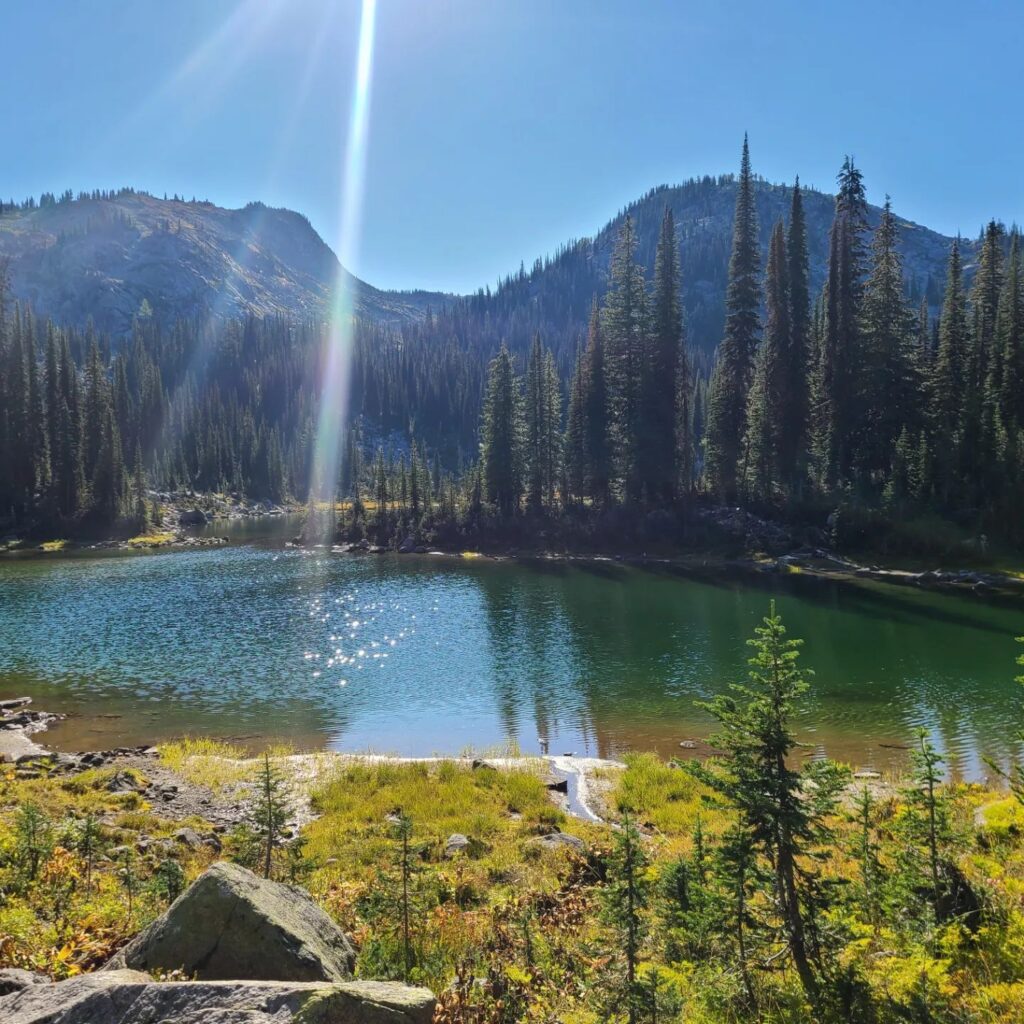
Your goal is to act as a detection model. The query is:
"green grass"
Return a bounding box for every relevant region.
[159,737,254,793]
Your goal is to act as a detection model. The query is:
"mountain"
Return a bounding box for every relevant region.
[455,175,972,368]
[0,177,971,358]
[0,190,449,336]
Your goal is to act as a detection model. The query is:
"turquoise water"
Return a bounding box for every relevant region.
[1,526,1022,777]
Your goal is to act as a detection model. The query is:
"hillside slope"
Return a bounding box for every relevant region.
[468,175,971,363]
[0,191,449,335]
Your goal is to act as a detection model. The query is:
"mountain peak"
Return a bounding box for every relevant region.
[0,190,449,335]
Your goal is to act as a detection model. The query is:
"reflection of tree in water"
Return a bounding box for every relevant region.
[475,562,597,755]
[474,558,1023,772]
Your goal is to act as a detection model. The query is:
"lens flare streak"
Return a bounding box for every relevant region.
[310,0,378,527]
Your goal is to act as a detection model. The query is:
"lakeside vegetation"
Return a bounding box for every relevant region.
[3,610,1024,1022]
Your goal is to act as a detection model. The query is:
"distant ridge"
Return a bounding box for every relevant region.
[0,190,450,336]
[0,177,971,355]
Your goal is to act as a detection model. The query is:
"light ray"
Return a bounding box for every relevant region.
[309,0,378,537]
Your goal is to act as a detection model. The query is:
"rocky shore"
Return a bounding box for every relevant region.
[0,489,300,555]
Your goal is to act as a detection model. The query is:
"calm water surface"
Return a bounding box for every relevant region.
[1,518,1022,778]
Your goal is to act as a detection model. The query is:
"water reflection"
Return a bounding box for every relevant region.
[0,540,1021,779]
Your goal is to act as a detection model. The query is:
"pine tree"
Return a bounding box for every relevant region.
[686,602,848,1014]
[564,346,586,505]
[132,442,149,530]
[965,220,1005,500]
[643,208,684,505]
[744,220,790,501]
[996,234,1024,430]
[600,808,650,1024]
[782,179,811,496]
[811,159,869,492]
[705,135,761,501]
[582,301,612,506]
[249,753,290,880]
[480,345,523,516]
[603,215,649,502]
[524,333,548,512]
[859,198,918,488]
[930,239,969,503]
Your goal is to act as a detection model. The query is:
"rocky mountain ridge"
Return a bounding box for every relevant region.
[0,191,449,336]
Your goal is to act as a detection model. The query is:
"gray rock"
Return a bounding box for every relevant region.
[103,861,356,982]
[525,831,588,854]
[444,833,470,858]
[179,508,207,526]
[106,769,145,793]
[398,536,415,554]
[0,968,45,997]
[0,969,435,1024]
[173,826,205,849]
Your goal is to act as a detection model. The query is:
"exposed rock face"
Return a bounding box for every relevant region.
[178,508,208,526]
[0,969,435,1024]
[0,193,448,335]
[103,861,356,981]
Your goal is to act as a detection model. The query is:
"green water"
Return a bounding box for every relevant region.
[1,520,1022,777]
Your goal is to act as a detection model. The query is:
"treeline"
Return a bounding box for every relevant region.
[450,138,1023,547]
[3,139,1023,550]
[0,284,486,535]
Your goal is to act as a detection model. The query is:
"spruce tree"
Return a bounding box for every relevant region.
[859,198,918,487]
[686,602,848,1015]
[582,300,612,506]
[811,159,869,492]
[744,220,790,501]
[564,346,586,505]
[782,178,811,496]
[603,215,649,502]
[930,238,969,502]
[704,135,761,501]
[644,207,684,505]
[480,345,523,516]
[996,234,1023,429]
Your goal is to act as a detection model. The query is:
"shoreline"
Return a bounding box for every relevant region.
[310,538,1024,601]
[4,495,1019,598]
[0,698,622,826]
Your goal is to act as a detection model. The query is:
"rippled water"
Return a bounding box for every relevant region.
[1,523,1022,778]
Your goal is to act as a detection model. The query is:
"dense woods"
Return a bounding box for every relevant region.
[2,140,1023,552]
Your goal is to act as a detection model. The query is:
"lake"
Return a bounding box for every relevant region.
[1,518,1022,779]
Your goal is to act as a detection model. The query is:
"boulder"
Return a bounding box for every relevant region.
[444,833,470,858]
[0,970,435,1024]
[0,968,45,997]
[103,861,356,981]
[179,508,207,526]
[525,831,587,854]
[398,536,415,554]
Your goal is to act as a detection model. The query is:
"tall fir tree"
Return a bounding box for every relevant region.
[930,238,969,502]
[781,179,810,496]
[480,345,523,516]
[582,300,612,506]
[858,197,918,487]
[744,220,790,501]
[704,135,762,501]
[643,207,684,505]
[602,215,649,502]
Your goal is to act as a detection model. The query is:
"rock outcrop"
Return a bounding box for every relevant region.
[103,861,356,981]
[0,969,435,1024]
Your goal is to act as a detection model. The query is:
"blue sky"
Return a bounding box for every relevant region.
[3,0,1022,294]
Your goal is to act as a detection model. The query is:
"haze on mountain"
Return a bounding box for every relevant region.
[0,175,965,358]
[0,189,448,337]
